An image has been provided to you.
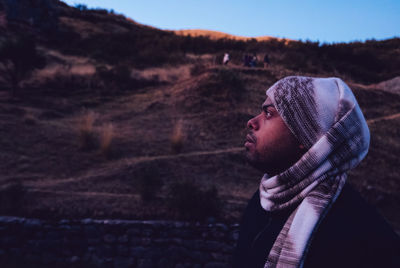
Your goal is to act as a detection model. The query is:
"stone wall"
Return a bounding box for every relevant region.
[0,216,240,268]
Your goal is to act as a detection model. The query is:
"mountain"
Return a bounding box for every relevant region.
[0,0,399,233]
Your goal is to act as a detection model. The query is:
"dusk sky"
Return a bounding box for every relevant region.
[62,0,400,43]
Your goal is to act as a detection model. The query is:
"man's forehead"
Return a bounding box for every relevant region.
[262,98,274,107]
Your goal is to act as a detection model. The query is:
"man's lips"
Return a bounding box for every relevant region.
[246,134,256,144]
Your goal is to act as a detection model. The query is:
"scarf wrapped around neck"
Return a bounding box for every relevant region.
[260,76,370,268]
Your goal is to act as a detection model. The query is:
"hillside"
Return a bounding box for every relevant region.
[375,76,400,95]
[173,29,290,42]
[0,0,399,232]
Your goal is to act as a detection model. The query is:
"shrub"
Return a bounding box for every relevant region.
[95,64,131,91]
[95,64,160,93]
[0,35,46,95]
[99,123,114,158]
[23,111,37,125]
[77,110,98,150]
[199,68,245,102]
[74,3,88,11]
[170,120,184,154]
[168,181,222,221]
[41,74,90,94]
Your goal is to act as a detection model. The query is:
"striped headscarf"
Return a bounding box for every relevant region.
[259,76,370,267]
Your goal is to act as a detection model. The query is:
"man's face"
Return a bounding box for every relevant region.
[245,97,304,175]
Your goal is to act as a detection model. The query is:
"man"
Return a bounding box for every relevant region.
[223,53,230,65]
[233,76,400,268]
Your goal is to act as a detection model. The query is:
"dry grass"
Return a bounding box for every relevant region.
[2,43,400,226]
[170,119,185,154]
[173,29,291,43]
[77,110,115,157]
[132,64,192,83]
[99,123,114,158]
[78,110,97,150]
[2,4,399,227]
[23,111,37,125]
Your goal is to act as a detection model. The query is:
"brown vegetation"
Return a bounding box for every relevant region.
[0,0,399,228]
[99,123,114,158]
[77,110,97,150]
[173,29,291,42]
[170,119,185,154]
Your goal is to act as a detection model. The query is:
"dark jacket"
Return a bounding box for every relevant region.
[233,183,400,268]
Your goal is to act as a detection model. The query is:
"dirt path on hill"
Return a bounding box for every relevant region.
[23,147,244,188]
[23,112,400,189]
[366,112,400,124]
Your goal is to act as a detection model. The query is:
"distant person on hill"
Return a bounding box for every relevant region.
[233,76,400,268]
[263,54,270,68]
[250,53,257,67]
[223,53,230,65]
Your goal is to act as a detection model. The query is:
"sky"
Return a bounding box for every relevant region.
[62,0,400,43]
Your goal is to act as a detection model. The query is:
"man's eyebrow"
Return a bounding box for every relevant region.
[262,104,275,110]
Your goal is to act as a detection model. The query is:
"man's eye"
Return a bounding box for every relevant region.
[263,109,272,118]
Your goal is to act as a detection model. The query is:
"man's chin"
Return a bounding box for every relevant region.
[245,151,268,173]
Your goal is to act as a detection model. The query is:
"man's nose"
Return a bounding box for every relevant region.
[247,116,258,130]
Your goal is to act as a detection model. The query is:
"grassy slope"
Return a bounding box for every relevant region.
[1,66,400,230]
[0,2,399,231]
